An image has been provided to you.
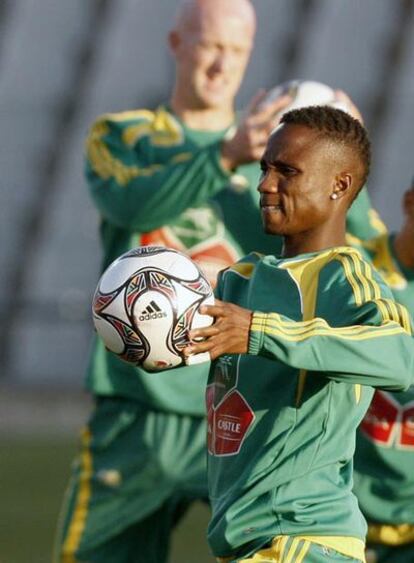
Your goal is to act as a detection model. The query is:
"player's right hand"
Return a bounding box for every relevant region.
[220,90,291,171]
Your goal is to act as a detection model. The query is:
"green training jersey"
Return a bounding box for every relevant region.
[85,105,387,414]
[206,247,414,558]
[353,233,414,541]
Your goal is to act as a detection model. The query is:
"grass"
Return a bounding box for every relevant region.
[0,436,213,563]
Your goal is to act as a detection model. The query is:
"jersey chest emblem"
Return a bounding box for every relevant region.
[206,356,255,456]
[140,206,240,287]
[360,390,414,450]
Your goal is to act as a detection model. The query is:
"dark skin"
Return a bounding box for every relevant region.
[184,123,364,360]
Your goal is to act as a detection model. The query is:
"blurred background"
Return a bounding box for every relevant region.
[0,0,413,561]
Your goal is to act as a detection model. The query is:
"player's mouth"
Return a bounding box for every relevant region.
[260,198,284,212]
[261,204,283,211]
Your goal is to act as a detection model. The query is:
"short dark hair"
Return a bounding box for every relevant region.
[280,106,371,198]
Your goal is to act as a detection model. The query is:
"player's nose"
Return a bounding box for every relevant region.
[257,174,279,194]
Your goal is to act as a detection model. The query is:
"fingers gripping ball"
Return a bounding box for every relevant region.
[92,246,214,371]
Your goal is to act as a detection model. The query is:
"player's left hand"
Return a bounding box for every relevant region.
[184,299,252,361]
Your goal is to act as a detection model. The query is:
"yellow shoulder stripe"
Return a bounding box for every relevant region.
[227,262,256,279]
[86,124,162,185]
[335,250,383,306]
[122,107,183,147]
[86,109,188,186]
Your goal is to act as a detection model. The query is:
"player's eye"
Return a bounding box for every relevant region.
[278,164,297,176]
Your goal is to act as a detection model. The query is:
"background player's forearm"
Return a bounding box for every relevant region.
[87,142,230,232]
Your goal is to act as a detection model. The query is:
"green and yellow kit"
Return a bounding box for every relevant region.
[58,105,387,561]
[207,246,414,561]
[352,233,414,562]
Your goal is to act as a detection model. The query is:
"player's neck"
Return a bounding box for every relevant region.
[282,223,347,258]
[170,98,235,131]
[394,222,414,269]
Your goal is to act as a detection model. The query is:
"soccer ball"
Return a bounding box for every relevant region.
[92,246,214,371]
[259,79,351,116]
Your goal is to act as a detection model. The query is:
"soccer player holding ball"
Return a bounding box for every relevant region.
[185,107,414,562]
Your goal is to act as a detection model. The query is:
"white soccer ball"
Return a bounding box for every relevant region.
[92,246,214,372]
[259,79,351,116]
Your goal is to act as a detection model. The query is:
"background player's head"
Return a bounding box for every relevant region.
[258,105,371,240]
[169,0,256,112]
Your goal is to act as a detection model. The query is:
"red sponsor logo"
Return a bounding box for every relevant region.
[360,391,414,449]
[401,405,414,447]
[207,386,255,456]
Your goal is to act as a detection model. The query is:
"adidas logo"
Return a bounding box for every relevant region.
[139,300,167,321]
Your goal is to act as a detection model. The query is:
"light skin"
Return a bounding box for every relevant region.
[169,0,291,167]
[393,186,414,269]
[184,123,364,360]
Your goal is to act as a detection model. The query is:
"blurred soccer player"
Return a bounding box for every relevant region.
[185,107,414,562]
[353,183,414,563]
[55,2,283,561]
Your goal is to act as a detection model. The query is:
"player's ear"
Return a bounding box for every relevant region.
[330,172,352,201]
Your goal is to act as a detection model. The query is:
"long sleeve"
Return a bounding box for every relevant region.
[85,109,231,232]
[249,297,414,391]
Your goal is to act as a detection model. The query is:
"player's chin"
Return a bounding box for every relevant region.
[261,215,287,236]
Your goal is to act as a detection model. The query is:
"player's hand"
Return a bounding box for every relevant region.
[184,299,253,361]
[220,90,291,171]
[335,89,364,123]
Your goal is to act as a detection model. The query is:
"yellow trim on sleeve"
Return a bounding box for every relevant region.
[376,298,412,334]
[250,315,405,341]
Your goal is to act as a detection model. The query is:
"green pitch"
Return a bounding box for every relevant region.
[0,436,212,562]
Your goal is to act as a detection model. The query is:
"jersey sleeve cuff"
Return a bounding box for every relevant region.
[248,312,267,355]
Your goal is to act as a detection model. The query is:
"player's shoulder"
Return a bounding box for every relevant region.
[222,252,263,280]
[87,105,184,147]
[322,245,391,304]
